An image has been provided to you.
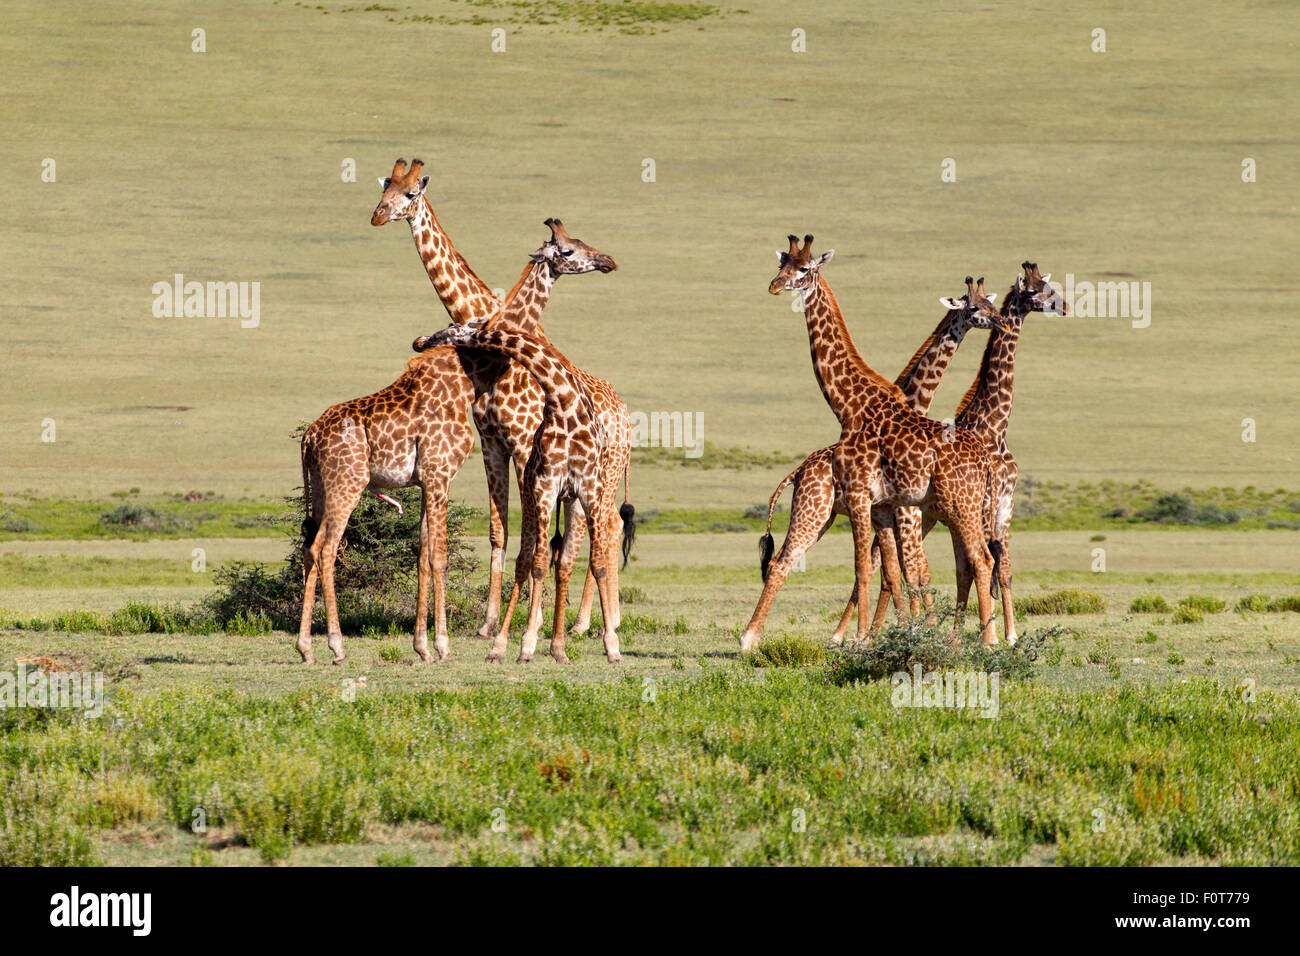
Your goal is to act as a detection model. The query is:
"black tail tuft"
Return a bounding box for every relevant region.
[988,539,1003,599]
[302,517,319,549]
[619,503,636,568]
[548,508,564,569]
[759,532,775,582]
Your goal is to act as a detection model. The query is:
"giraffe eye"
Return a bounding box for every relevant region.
[405,192,416,200]
[561,249,574,257]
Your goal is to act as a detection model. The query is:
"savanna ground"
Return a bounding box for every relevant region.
[1,1,1298,865]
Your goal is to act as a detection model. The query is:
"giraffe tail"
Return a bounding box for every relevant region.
[300,434,318,552]
[549,508,564,570]
[759,462,801,582]
[619,459,635,568]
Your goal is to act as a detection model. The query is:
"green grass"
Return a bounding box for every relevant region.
[3,672,1298,865]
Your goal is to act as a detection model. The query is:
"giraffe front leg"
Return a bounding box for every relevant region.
[847,497,878,644]
[518,481,556,663]
[998,535,1017,646]
[871,523,906,633]
[586,503,622,663]
[568,503,597,635]
[949,527,973,644]
[479,440,511,639]
[412,493,433,663]
[549,500,580,664]
[425,483,451,661]
[297,522,324,663]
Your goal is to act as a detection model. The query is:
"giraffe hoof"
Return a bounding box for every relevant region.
[516,654,534,664]
[551,651,570,665]
[299,653,315,665]
[330,654,347,666]
[605,652,621,664]
[476,622,497,639]
[485,652,503,663]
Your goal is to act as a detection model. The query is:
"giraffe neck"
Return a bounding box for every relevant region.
[954,292,1025,437]
[800,275,900,431]
[457,328,579,412]
[484,261,556,340]
[409,197,502,325]
[892,314,969,414]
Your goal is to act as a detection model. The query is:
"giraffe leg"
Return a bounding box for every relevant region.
[998,533,1017,646]
[949,527,973,643]
[518,480,557,663]
[549,499,580,664]
[918,511,941,625]
[425,483,451,661]
[319,492,362,665]
[568,501,597,635]
[848,496,878,644]
[585,501,622,663]
[413,492,433,663]
[870,520,908,633]
[489,461,539,663]
[739,471,831,652]
[831,582,857,645]
[297,517,325,664]
[478,440,512,639]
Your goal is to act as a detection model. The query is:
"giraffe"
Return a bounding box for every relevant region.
[297,348,475,665]
[413,275,636,659]
[915,263,1071,645]
[414,219,635,646]
[419,323,623,664]
[738,236,1003,651]
[751,278,1005,643]
[372,161,621,638]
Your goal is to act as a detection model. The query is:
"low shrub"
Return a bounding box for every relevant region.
[1016,589,1105,616]
[1129,594,1171,614]
[1178,594,1226,614]
[749,636,826,668]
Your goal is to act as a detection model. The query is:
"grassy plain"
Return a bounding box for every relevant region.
[2,0,1299,510]
[2,0,1299,867]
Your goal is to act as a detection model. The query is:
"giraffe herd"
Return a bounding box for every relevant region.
[296,159,1069,666]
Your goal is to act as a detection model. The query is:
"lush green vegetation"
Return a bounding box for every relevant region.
[2,670,1296,866]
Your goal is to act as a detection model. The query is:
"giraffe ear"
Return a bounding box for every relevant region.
[776,250,785,261]
[816,249,835,266]
[417,176,430,193]
[940,297,965,309]
[378,177,391,189]
[984,292,997,305]
[1040,273,1050,284]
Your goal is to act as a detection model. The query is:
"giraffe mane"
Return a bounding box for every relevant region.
[894,328,942,390]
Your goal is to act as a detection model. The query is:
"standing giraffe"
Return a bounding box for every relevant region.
[738,236,1002,650]
[372,161,621,637]
[754,278,1004,642]
[420,324,624,665]
[297,349,475,665]
[917,264,1071,644]
[412,220,635,646]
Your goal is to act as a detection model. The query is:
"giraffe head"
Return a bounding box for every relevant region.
[1007,261,1072,316]
[530,219,618,276]
[939,276,1006,332]
[370,158,430,226]
[768,234,832,295]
